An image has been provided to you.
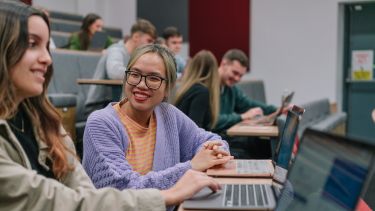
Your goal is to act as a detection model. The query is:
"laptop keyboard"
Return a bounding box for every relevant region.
[237,160,271,174]
[223,184,270,207]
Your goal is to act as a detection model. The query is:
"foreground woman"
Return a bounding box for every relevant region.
[0,1,221,210]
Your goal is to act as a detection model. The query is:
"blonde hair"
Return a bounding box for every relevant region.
[0,0,74,180]
[174,50,220,128]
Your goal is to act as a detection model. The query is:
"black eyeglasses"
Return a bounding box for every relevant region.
[125,70,167,90]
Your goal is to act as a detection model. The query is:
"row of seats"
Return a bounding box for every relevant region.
[51,31,121,49]
[275,98,347,138]
[48,49,102,141]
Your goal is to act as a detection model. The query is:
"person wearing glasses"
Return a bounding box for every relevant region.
[0,1,224,210]
[82,44,232,200]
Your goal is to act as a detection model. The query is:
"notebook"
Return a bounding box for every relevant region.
[89,31,108,51]
[243,91,295,127]
[184,129,375,210]
[207,105,303,179]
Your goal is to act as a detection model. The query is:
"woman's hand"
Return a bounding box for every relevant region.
[160,170,221,206]
[241,107,264,120]
[191,148,232,171]
[203,140,231,158]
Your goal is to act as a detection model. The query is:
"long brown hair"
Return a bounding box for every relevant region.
[174,50,220,128]
[0,0,74,179]
[78,13,102,50]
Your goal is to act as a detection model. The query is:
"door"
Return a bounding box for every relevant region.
[343,2,375,142]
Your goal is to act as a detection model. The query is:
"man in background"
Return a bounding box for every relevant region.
[85,19,156,113]
[214,49,278,159]
[162,26,186,78]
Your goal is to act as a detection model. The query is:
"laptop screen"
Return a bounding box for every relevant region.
[274,110,299,169]
[276,129,374,211]
[89,31,108,51]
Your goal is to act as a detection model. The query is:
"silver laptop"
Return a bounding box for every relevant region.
[248,91,295,126]
[207,105,303,179]
[184,129,375,210]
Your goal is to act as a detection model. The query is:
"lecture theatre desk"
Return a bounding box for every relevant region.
[226,121,279,159]
[227,123,279,137]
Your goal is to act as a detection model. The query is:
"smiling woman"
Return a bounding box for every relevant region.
[0,1,224,210]
[82,44,232,201]
[11,15,52,101]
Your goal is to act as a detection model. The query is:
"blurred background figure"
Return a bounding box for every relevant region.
[68,13,113,51]
[174,50,220,131]
[162,26,186,78]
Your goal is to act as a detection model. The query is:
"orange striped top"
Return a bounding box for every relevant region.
[114,103,156,175]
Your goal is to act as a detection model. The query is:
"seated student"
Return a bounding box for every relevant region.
[162,26,186,78]
[68,13,113,51]
[174,50,220,131]
[83,44,232,192]
[84,19,157,114]
[214,49,285,159]
[0,1,222,210]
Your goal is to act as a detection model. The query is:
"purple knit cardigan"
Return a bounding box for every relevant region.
[83,102,229,190]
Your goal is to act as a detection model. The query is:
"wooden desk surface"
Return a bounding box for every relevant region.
[76,79,122,85]
[179,177,272,211]
[227,122,279,137]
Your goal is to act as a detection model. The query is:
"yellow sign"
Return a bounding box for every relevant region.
[352,50,373,80]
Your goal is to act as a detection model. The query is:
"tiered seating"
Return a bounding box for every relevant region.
[51,31,70,48]
[49,10,84,22]
[48,49,102,142]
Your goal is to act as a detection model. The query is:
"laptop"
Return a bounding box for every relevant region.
[207,105,303,179]
[89,31,108,51]
[183,129,375,210]
[242,91,294,127]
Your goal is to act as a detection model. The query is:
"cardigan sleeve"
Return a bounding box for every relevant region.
[82,111,192,190]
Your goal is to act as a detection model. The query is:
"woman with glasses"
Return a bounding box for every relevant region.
[83,44,232,195]
[0,1,223,210]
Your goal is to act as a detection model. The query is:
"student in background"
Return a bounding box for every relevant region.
[175,50,220,131]
[214,49,281,159]
[0,1,222,210]
[85,19,157,113]
[68,13,113,51]
[83,44,231,197]
[162,26,186,78]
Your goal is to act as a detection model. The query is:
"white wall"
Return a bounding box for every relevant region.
[250,0,339,106]
[33,0,136,36]
[249,0,373,108]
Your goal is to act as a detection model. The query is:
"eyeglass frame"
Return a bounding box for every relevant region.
[124,69,168,90]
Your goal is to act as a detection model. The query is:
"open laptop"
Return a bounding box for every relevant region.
[184,129,375,210]
[241,91,294,127]
[207,105,303,179]
[89,31,108,51]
